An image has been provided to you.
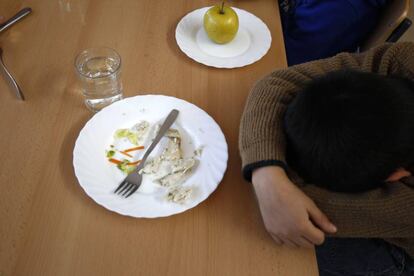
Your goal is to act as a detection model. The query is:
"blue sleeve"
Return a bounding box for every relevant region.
[280,0,387,65]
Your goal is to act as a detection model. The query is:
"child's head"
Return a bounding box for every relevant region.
[284,70,414,193]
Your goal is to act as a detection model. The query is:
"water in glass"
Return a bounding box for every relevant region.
[75,48,123,112]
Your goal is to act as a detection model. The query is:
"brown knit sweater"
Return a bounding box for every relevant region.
[239,42,414,258]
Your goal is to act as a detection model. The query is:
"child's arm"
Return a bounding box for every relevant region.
[299,179,414,238]
[300,170,414,238]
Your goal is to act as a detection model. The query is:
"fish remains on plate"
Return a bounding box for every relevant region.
[106,120,203,204]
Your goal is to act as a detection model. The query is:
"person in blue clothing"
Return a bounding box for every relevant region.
[279,0,388,65]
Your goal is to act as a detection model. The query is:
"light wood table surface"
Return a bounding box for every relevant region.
[0,1,318,275]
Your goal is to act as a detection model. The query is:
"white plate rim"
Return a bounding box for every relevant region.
[175,6,272,68]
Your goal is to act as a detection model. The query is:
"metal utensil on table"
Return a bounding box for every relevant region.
[114,109,180,198]
[0,7,32,33]
[0,7,32,100]
[0,48,24,100]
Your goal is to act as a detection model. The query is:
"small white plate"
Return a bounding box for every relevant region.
[176,7,272,68]
[73,95,228,218]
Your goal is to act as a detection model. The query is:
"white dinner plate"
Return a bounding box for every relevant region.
[73,95,228,218]
[175,7,272,68]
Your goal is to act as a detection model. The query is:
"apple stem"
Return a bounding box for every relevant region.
[220,1,225,14]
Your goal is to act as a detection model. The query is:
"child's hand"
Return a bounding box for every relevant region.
[252,166,337,248]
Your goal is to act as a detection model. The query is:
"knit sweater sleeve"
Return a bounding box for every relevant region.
[239,42,414,181]
[300,181,414,238]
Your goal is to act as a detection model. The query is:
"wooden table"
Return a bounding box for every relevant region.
[0,1,318,275]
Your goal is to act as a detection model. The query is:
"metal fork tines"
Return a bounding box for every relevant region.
[114,109,179,198]
[114,176,141,198]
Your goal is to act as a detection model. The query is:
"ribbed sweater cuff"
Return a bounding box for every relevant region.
[240,138,287,182]
[242,160,287,182]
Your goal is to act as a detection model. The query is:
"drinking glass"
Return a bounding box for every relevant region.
[75,47,123,112]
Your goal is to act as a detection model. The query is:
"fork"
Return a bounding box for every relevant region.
[114,109,179,198]
[0,48,25,100]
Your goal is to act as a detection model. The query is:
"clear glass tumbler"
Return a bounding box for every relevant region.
[75,47,123,112]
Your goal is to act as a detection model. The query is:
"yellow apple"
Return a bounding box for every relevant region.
[203,3,239,44]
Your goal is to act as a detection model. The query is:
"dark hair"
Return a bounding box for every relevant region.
[284,70,414,193]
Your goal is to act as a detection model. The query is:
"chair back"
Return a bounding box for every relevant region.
[361,0,411,51]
